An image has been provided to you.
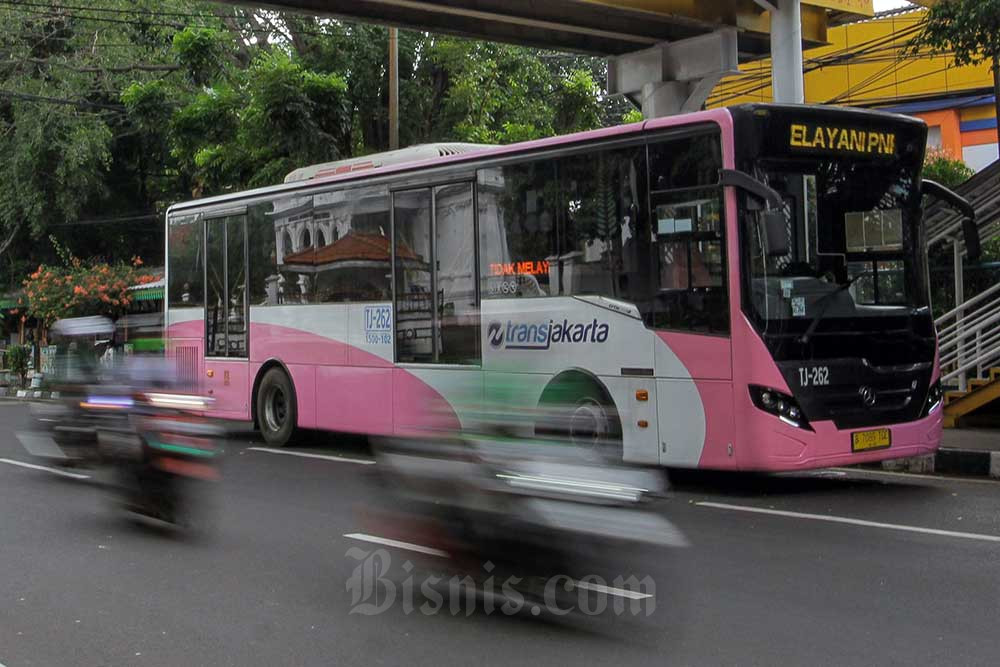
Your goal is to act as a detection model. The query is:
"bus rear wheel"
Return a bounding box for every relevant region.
[257,368,297,447]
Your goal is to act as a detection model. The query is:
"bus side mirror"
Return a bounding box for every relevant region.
[762,210,790,258]
[923,179,980,261]
[718,169,791,257]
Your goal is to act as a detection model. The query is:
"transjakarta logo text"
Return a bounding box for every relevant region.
[488,319,610,350]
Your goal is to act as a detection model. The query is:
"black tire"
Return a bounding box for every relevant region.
[536,374,623,463]
[257,367,297,447]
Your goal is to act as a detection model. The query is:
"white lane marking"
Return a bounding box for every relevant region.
[696,501,1000,544]
[344,532,449,557]
[249,447,375,465]
[573,580,653,600]
[344,533,653,600]
[833,467,1000,486]
[0,458,90,480]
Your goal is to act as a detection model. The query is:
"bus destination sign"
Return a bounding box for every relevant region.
[789,123,896,157]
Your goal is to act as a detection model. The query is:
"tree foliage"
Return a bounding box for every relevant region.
[0,2,624,292]
[922,148,975,188]
[910,0,1000,67]
[23,241,154,326]
[4,344,30,388]
[909,0,1000,137]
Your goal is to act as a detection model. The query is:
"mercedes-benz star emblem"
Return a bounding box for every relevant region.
[859,386,877,408]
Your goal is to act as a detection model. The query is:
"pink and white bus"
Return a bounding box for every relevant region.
[165,104,956,471]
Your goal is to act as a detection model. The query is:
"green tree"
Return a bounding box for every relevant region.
[23,239,153,327]
[0,3,622,291]
[923,148,975,188]
[0,0,224,288]
[910,0,1000,137]
[4,344,30,389]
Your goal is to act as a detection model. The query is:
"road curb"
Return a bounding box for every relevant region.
[0,391,57,401]
[881,448,1000,479]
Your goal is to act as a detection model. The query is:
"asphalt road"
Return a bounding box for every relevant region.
[1,400,999,666]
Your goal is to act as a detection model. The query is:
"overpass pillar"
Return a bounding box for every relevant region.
[769,0,805,104]
[608,29,739,118]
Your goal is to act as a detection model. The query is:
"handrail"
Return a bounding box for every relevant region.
[943,341,1000,383]
[936,283,1000,388]
[941,338,1000,373]
[938,297,1000,343]
[940,325,1000,366]
[940,312,1000,356]
[935,281,1000,326]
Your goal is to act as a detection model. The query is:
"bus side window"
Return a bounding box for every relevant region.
[167,214,204,310]
[478,161,557,299]
[649,188,728,334]
[313,185,392,304]
[263,195,318,305]
[204,215,249,358]
[644,133,729,334]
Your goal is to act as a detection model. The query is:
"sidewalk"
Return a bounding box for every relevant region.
[882,428,1000,479]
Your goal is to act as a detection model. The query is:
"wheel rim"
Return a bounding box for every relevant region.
[568,398,611,451]
[263,386,288,433]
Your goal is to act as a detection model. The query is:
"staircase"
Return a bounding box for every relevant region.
[936,281,1000,428]
[925,159,1000,428]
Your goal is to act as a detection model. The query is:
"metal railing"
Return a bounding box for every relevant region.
[936,281,1000,391]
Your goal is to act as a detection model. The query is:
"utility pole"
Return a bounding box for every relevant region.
[389,27,400,151]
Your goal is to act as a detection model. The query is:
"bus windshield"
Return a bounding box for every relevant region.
[745,156,929,333]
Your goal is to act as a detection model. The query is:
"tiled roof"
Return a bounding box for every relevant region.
[283,232,419,266]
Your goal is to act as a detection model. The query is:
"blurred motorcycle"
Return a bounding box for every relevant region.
[95,390,222,526]
[18,316,118,467]
[17,316,222,527]
[366,408,687,614]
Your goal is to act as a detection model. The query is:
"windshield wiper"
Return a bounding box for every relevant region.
[797,271,873,345]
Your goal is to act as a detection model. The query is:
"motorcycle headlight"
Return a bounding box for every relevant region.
[80,395,134,410]
[142,393,212,411]
[749,385,812,431]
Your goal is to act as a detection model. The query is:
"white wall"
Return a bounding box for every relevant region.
[963,143,999,173]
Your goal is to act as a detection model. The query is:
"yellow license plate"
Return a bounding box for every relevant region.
[852,428,891,453]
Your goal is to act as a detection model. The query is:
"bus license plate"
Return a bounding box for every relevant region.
[852,428,891,453]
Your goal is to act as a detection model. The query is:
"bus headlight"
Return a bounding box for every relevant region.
[922,380,943,417]
[749,385,812,431]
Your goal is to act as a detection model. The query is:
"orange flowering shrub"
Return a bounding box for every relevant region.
[24,256,160,325]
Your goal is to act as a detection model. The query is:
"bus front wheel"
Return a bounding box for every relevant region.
[537,374,622,462]
[257,368,297,447]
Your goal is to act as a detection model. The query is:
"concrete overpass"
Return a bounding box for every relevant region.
[218,1,893,115]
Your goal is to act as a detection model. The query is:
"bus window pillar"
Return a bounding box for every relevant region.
[954,235,967,392]
[766,0,805,104]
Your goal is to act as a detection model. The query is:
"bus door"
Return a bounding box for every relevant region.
[392,182,482,433]
[203,213,251,420]
[648,184,734,467]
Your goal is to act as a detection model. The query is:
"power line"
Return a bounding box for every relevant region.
[0,89,123,111]
[52,212,161,227]
[0,1,409,44]
[0,57,181,73]
[706,21,928,106]
[0,0,227,21]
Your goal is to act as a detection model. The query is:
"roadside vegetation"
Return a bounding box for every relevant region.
[0,1,629,290]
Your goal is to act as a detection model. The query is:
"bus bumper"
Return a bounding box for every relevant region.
[739,405,944,472]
